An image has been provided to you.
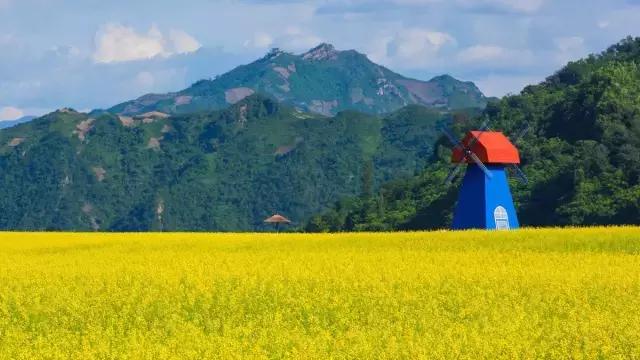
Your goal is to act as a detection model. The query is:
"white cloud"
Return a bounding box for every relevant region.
[553,36,586,65]
[457,45,533,66]
[390,0,442,4]
[277,27,323,51]
[244,32,274,49]
[474,74,545,97]
[370,28,455,68]
[0,106,24,121]
[93,23,201,63]
[458,45,506,62]
[457,0,545,13]
[388,0,543,12]
[169,29,202,54]
[242,27,322,52]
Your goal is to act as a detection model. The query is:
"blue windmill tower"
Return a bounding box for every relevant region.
[440,122,529,230]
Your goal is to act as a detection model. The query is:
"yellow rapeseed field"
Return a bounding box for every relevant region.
[1,228,639,359]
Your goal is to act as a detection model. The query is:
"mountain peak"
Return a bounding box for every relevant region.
[302,43,338,61]
[429,74,456,82]
[109,42,486,116]
[263,47,287,60]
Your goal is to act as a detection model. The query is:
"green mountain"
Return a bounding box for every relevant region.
[306,37,640,231]
[0,96,471,231]
[109,43,487,117]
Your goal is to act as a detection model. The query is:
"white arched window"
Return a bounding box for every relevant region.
[494,206,509,230]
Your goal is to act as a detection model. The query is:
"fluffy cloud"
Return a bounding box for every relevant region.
[169,29,202,54]
[316,0,545,14]
[371,28,455,68]
[0,106,24,121]
[458,45,506,62]
[244,27,322,52]
[473,74,545,97]
[93,24,201,63]
[457,45,533,66]
[553,36,586,65]
[456,0,545,13]
[278,27,323,51]
[394,0,545,12]
[244,32,274,49]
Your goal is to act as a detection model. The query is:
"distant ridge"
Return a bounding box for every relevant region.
[0,116,36,130]
[109,43,487,116]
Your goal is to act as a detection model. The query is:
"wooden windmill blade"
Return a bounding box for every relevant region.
[444,161,465,184]
[440,126,466,151]
[440,118,494,184]
[511,123,530,144]
[509,164,529,184]
[467,150,493,178]
[506,122,531,184]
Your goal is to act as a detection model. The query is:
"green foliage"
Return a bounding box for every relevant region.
[0,96,453,231]
[307,37,640,231]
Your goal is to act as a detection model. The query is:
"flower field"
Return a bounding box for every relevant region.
[1,228,640,359]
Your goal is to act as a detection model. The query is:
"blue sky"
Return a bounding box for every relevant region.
[1,0,639,120]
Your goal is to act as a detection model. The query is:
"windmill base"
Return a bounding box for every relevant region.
[452,164,520,230]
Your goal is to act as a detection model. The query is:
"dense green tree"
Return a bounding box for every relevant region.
[307,37,640,231]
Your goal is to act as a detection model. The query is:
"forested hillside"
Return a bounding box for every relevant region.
[306,37,640,231]
[109,43,486,117]
[0,96,467,231]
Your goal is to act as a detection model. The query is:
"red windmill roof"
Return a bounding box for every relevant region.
[264,214,292,224]
[452,131,520,164]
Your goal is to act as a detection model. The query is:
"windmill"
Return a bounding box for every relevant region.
[440,120,529,230]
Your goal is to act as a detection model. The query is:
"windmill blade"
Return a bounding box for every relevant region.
[468,151,493,179]
[440,126,465,150]
[509,164,528,184]
[444,162,465,185]
[511,123,530,145]
[467,118,491,149]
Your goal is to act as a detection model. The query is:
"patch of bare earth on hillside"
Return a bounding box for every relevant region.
[350,87,374,105]
[396,79,443,105]
[156,199,165,230]
[309,100,338,116]
[237,104,248,127]
[82,203,100,231]
[92,167,106,182]
[73,119,95,141]
[147,137,163,150]
[135,111,169,124]
[273,64,297,93]
[119,116,135,127]
[174,95,192,106]
[273,66,291,79]
[279,84,291,92]
[225,87,255,104]
[7,137,25,147]
[275,137,304,156]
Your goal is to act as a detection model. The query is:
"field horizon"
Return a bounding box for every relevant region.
[1,227,639,358]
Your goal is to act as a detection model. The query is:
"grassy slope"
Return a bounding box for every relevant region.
[1,227,639,358]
